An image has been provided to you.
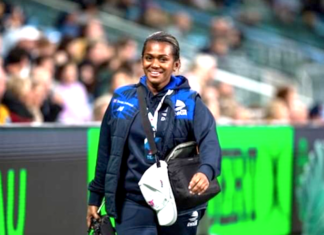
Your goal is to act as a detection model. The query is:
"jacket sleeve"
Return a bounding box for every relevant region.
[88,103,112,206]
[193,96,222,181]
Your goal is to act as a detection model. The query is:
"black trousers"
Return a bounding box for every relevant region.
[115,199,205,235]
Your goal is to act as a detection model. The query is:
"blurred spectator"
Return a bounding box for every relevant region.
[29,80,47,123]
[55,36,84,63]
[92,94,112,121]
[55,62,92,124]
[2,25,41,58]
[166,11,192,40]
[31,66,63,122]
[210,17,232,39]
[232,105,251,123]
[227,28,244,51]
[238,3,265,26]
[1,4,26,55]
[116,37,138,62]
[131,58,144,78]
[184,53,217,94]
[4,47,31,79]
[290,99,308,125]
[34,55,56,75]
[88,38,137,97]
[265,98,290,124]
[3,77,34,122]
[0,64,10,124]
[110,69,136,92]
[36,38,57,58]
[202,36,230,58]
[301,0,324,34]
[56,12,81,38]
[102,0,136,19]
[309,103,324,125]
[189,0,217,10]
[84,40,112,69]
[109,37,138,71]
[275,85,296,107]
[54,49,70,67]
[138,2,169,29]
[58,37,87,63]
[115,0,136,19]
[79,61,96,95]
[201,17,235,62]
[3,4,25,29]
[217,81,240,119]
[31,66,55,92]
[0,1,9,32]
[80,18,106,42]
[14,26,42,56]
[81,40,113,97]
[272,0,301,24]
[275,85,308,124]
[201,83,220,120]
[73,0,100,25]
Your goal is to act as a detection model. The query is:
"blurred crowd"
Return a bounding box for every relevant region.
[0,0,323,126]
[103,0,324,39]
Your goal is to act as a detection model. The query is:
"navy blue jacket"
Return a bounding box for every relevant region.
[88,75,221,219]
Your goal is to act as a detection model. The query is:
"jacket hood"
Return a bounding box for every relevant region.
[140,75,191,91]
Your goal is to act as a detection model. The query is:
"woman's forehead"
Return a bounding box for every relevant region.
[144,41,173,55]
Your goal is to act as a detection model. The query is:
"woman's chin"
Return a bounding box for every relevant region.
[147,77,161,85]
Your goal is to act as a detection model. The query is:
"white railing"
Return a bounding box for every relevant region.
[216,69,313,106]
[216,69,274,97]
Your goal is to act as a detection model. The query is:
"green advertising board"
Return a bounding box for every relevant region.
[0,169,27,235]
[0,128,88,235]
[87,126,294,235]
[208,126,293,235]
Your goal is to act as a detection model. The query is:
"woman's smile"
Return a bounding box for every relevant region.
[148,71,162,78]
[142,41,180,94]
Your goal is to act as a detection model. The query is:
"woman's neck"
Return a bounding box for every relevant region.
[146,82,167,95]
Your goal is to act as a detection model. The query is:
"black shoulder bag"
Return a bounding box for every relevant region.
[137,86,221,211]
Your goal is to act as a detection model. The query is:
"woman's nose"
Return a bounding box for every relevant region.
[151,59,159,68]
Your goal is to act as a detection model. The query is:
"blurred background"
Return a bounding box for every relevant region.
[0,0,324,234]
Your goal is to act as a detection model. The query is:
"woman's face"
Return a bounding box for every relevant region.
[31,84,46,108]
[62,64,77,84]
[142,41,180,93]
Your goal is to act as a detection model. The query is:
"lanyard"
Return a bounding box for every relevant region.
[147,90,173,133]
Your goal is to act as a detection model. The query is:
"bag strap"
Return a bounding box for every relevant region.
[137,85,160,167]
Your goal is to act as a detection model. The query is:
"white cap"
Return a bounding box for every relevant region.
[138,160,177,226]
[18,26,41,41]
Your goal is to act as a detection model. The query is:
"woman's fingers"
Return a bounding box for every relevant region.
[86,205,100,228]
[189,173,209,195]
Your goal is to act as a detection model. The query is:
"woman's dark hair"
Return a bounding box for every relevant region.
[55,62,76,81]
[275,86,294,101]
[141,31,180,61]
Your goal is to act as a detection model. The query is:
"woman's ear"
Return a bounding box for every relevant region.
[173,60,181,73]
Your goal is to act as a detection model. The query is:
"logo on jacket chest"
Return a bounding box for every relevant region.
[175,100,187,116]
[161,108,168,121]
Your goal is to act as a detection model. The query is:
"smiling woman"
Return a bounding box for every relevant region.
[141,33,181,94]
[87,32,222,235]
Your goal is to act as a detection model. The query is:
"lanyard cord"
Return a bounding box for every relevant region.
[147,90,173,133]
[137,86,173,167]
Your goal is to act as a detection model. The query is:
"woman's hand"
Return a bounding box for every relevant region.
[188,172,209,195]
[86,205,100,229]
